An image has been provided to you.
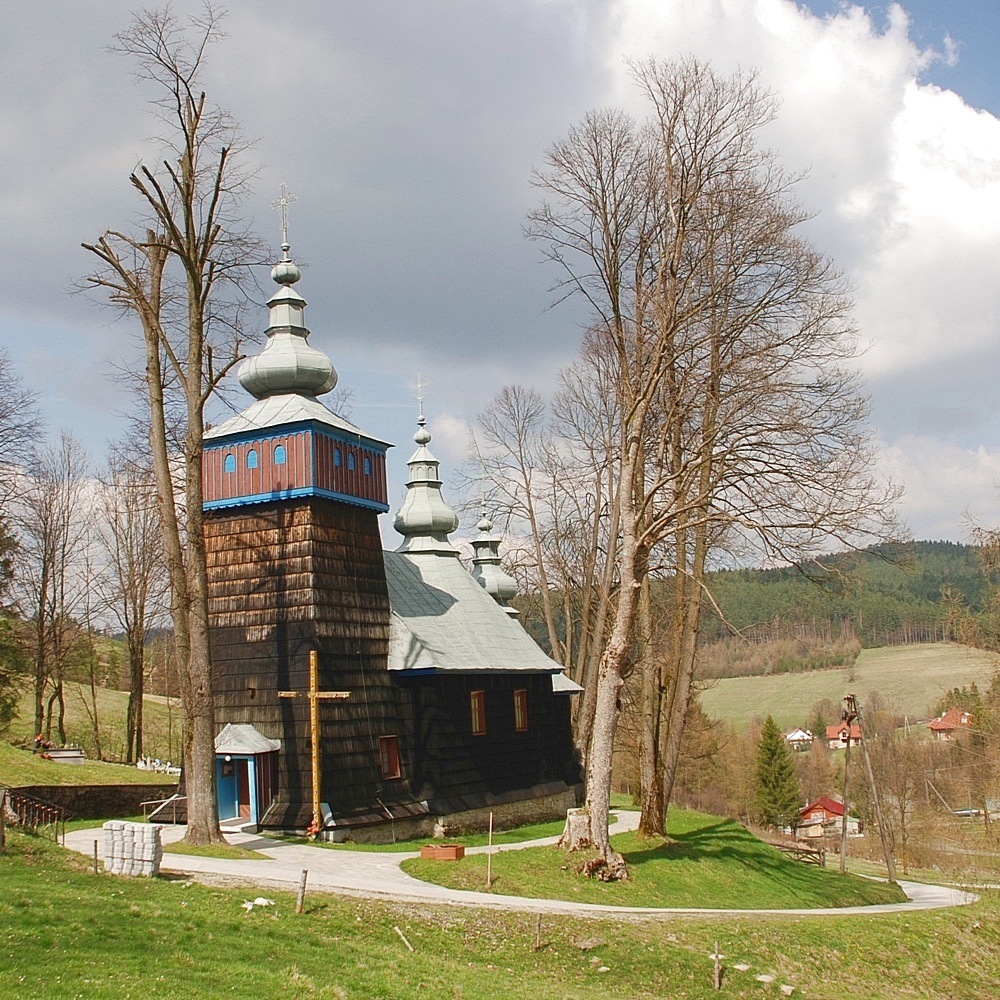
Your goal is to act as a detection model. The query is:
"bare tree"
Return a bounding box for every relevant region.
[82,5,262,843]
[524,57,899,875]
[0,348,42,507]
[94,441,169,762]
[14,433,92,742]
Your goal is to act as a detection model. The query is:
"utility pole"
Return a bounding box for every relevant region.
[845,693,897,884]
[278,650,350,835]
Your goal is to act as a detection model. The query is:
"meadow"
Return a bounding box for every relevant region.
[698,643,996,730]
[1,823,996,999]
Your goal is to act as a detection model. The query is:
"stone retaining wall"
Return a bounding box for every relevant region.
[14,783,178,819]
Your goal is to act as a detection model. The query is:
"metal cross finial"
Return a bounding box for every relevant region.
[414,372,428,422]
[272,182,296,245]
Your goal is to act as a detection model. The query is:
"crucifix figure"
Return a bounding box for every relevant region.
[278,650,349,834]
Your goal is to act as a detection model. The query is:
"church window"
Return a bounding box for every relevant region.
[364,456,372,476]
[470,690,486,736]
[378,736,401,780]
[348,452,355,471]
[247,449,258,469]
[334,448,342,467]
[513,689,528,732]
[224,453,236,474]
[274,444,286,465]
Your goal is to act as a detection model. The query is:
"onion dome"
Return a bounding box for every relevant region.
[393,411,460,555]
[238,242,338,399]
[470,511,520,616]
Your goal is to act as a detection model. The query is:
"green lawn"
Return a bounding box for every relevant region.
[402,809,904,909]
[2,827,997,999]
[0,740,179,788]
[699,642,996,729]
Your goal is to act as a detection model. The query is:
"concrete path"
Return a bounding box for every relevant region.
[63,812,978,919]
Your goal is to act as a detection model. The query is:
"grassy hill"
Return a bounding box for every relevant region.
[698,642,997,730]
[5,681,182,763]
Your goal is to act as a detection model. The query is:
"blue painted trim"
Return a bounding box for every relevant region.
[204,485,389,513]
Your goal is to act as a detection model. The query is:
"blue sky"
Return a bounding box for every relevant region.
[1,0,999,546]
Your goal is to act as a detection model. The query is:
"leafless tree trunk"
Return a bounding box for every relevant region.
[522,57,899,873]
[95,442,168,762]
[13,434,91,744]
[82,6,262,844]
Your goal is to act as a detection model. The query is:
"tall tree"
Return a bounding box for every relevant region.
[14,433,92,742]
[94,442,168,763]
[523,57,898,874]
[755,714,801,829]
[82,6,261,843]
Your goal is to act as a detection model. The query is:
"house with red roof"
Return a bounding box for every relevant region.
[825,722,862,749]
[929,707,973,742]
[796,795,859,839]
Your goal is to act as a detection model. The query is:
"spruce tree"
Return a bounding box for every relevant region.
[756,715,801,829]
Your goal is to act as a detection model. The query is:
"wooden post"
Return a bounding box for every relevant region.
[712,941,723,990]
[278,650,350,833]
[486,810,494,888]
[0,789,6,855]
[533,913,541,952]
[296,869,309,914]
[848,693,897,884]
[840,711,852,875]
[93,839,99,875]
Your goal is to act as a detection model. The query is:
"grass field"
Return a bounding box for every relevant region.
[5,681,183,763]
[698,642,997,730]
[2,826,998,998]
[403,809,904,909]
[0,740,179,789]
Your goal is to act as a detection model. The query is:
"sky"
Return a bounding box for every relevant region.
[1,0,999,547]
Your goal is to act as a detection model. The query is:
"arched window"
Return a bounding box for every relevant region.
[247,449,258,470]
[347,453,355,471]
[334,448,342,467]
[224,453,236,474]
[273,444,286,465]
[364,456,372,476]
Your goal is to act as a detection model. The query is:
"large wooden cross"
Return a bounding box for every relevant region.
[278,650,349,832]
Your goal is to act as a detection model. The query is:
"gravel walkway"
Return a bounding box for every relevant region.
[62,811,978,918]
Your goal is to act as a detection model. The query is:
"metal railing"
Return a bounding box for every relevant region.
[0,785,68,845]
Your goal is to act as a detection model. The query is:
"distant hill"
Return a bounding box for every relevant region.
[701,540,987,648]
[698,642,997,730]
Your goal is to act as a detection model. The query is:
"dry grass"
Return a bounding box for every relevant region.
[698,643,997,730]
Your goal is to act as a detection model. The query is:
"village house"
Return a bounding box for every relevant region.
[795,795,860,840]
[929,707,973,742]
[825,721,862,750]
[157,238,583,841]
[784,727,813,752]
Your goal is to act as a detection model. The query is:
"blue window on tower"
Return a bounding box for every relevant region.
[364,456,372,476]
[224,453,236,474]
[274,445,286,465]
[247,449,258,469]
[334,448,342,467]
[348,453,355,471]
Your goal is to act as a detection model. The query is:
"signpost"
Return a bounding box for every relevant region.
[278,650,349,833]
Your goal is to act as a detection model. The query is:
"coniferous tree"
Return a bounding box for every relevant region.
[755,715,801,829]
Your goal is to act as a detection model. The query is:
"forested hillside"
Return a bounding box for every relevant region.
[700,540,986,648]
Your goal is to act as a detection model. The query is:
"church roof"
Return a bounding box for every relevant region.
[384,549,560,674]
[215,722,281,755]
[205,391,388,445]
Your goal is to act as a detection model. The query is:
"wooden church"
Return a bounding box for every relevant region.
[199,240,581,840]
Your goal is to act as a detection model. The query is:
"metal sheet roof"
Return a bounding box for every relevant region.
[384,550,560,674]
[215,722,281,755]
